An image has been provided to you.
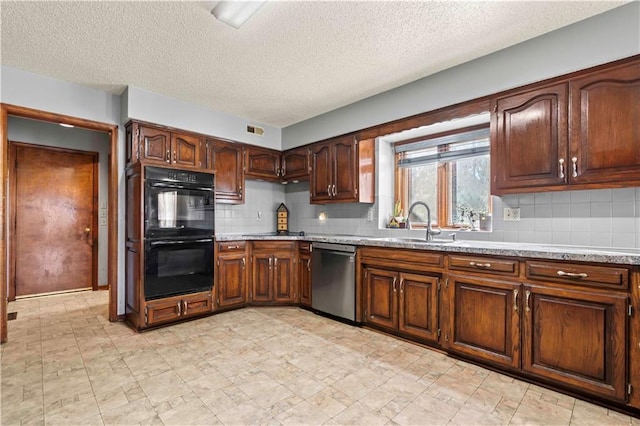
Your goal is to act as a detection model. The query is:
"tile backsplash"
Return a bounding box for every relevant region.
[219,180,639,250]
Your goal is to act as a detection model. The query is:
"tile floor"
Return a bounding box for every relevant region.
[1,291,638,426]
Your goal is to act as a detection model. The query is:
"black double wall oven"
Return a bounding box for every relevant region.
[144,166,215,301]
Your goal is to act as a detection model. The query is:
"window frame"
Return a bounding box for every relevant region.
[394,124,491,229]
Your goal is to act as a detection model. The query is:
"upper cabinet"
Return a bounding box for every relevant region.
[206,138,245,204]
[244,145,282,182]
[310,136,375,204]
[491,57,640,195]
[281,146,310,183]
[126,121,204,170]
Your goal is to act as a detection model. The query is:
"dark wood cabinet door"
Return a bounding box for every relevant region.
[281,146,310,181]
[364,267,398,330]
[522,284,628,402]
[251,254,273,302]
[217,253,246,308]
[492,83,568,194]
[299,253,311,306]
[139,125,171,165]
[398,273,439,343]
[181,292,213,318]
[172,133,203,170]
[273,254,295,302]
[447,275,521,369]
[245,146,281,181]
[569,61,640,185]
[207,139,244,204]
[333,137,358,201]
[310,142,333,202]
[145,297,182,326]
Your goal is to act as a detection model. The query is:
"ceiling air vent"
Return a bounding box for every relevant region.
[247,124,264,136]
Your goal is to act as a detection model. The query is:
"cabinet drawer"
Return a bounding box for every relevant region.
[525,261,629,290]
[449,255,518,276]
[218,241,246,252]
[360,247,444,268]
[182,292,213,317]
[252,241,296,251]
[298,242,312,254]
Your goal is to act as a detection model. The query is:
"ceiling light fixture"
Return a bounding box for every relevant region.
[212,1,266,29]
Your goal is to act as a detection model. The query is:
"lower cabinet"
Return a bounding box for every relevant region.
[446,274,521,369]
[522,284,628,401]
[145,291,213,327]
[298,243,312,306]
[216,241,247,309]
[250,242,296,304]
[364,266,440,344]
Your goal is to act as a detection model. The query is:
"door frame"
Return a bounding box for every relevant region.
[1,104,119,343]
[8,142,100,299]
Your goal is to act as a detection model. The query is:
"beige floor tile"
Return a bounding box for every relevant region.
[158,398,219,425]
[330,401,390,426]
[275,400,330,425]
[100,397,159,425]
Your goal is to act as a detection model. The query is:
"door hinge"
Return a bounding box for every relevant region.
[628,383,633,395]
[629,305,633,317]
[437,328,441,337]
[217,259,220,266]
[364,270,368,279]
[355,188,358,196]
[437,280,441,291]
[136,128,140,137]
[144,306,148,324]
[445,333,449,342]
[445,278,449,288]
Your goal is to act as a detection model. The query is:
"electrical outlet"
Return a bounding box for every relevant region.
[256,211,262,221]
[367,207,374,222]
[503,207,521,221]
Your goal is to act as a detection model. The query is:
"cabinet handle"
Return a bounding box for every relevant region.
[173,151,177,163]
[392,277,397,293]
[327,184,331,197]
[183,300,188,315]
[307,259,311,271]
[332,184,337,197]
[469,261,492,269]
[559,158,565,179]
[557,270,588,279]
[241,257,245,268]
[165,150,171,163]
[269,257,272,269]
[282,162,286,176]
[525,290,531,312]
[227,245,239,249]
[571,157,578,177]
[177,301,182,316]
[274,258,278,267]
[399,278,404,293]
[513,289,519,312]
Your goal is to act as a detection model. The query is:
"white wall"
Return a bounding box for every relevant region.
[124,86,282,150]
[282,1,640,148]
[8,117,111,285]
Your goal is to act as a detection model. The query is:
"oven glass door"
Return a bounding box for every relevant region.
[145,181,214,238]
[144,238,214,300]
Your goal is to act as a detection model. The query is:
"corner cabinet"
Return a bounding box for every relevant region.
[491,57,640,194]
[298,242,312,306]
[215,241,248,310]
[244,145,282,182]
[310,136,375,204]
[126,121,204,170]
[250,241,296,304]
[281,146,310,183]
[206,138,245,204]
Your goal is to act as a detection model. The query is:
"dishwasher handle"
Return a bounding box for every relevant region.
[320,250,355,257]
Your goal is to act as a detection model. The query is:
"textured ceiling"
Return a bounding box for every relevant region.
[0,1,628,127]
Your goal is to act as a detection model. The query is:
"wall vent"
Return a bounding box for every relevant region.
[247,125,264,136]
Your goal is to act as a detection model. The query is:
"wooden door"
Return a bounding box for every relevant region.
[171,133,202,169]
[492,83,568,193]
[569,61,640,185]
[217,253,246,308]
[299,253,311,306]
[244,146,280,181]
[144,295,182,327]
[447,275,521,368]
[398,273,439,343]
[522,284,628,401]
[364,267,398,330]
[310,142,333,202]
[139,125,171,165]
[281,146,309,181]
[332,137,358,201]
[273,254,295,302]
[207,139,244,204]
[12,144,97,297]
[251,254,273,302]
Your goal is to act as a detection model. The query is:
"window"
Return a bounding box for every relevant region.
[395,124,491,229]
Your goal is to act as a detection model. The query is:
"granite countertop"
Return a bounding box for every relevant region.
[215,233,640,265]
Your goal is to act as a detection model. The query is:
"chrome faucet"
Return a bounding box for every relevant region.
[407,201,442,241]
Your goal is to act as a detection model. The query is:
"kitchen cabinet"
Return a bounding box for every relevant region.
[491,57,640,194]
[126,121,204,170]
[281,146,310,182]
[144,291,213,327]
[206,138,244,204]
[244,145,282,182]
[250,241,296,304]
[215,241,247,310]
[298,242,312,306]
[310,136,374,204]
[360,247,443,344]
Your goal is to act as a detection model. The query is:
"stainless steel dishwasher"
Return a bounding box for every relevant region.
[311,242,356,322]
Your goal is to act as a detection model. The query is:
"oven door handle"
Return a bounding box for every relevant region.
[149,238,213,246]
[148,181,214,192]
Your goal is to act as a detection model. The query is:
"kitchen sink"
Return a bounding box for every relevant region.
[371,237,454,244]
